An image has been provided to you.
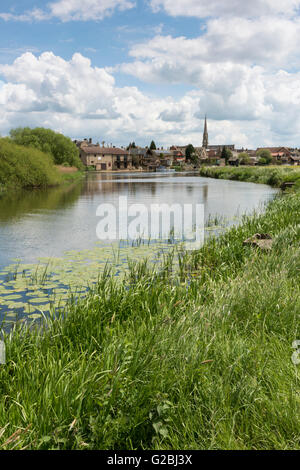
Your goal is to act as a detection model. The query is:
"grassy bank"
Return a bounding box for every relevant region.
[0,139,62,193]
[199,165,300,189]
[0,183,299,450]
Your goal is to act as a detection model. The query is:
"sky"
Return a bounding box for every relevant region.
[0,0,300,149]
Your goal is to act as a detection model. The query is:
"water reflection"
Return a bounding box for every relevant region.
[0,171,278,270]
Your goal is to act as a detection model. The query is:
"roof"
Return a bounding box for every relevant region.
[257,147,290,153]
[81,146,129,155]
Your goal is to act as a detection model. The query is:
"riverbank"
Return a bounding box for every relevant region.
[0,175,299,450]
[199,165,300,188]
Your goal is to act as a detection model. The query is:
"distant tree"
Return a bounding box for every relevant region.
[9,127,83,169]
[221,146,233,164]
[185,144,195,162]
[256,149,272,164]
[150,140,157,150]
[239,152,250,165]
[127,142,137,150]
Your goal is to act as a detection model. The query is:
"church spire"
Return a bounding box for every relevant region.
[202,115,208,148]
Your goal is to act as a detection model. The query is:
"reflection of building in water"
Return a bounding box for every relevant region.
[82,174,159,199]
[74,138,132,171]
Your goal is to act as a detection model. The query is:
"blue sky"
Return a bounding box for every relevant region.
[1,0,300,148]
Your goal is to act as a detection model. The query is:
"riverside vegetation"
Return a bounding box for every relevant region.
[199,165,300,189]
[0,128,83,194]
[0,167,299,450]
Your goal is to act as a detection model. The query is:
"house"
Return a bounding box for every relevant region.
[77,139,132,171]
[141,149,161,171]
[256,147,291,164]
[128,147,148,168]
[206,145,235,155]
[228,156,240,166]
[288,152,300,165]
[170,146,186,163]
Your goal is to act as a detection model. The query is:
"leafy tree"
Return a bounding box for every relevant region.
[239,152,250,165]
[221,146,233,164]
[256,149,272,164]
[258,157,268,165]
[221,146,232,165]
[185,144,195,162]
[9,127,83,169]
[150,140,157,150]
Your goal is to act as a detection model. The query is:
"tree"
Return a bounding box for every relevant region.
[9,127,83,169]
[127,142,137,150]
[256,149,272,165]
[150,140,156,150]
[185,144,195,162]
[239,152,250,165]
[221,146,233,164]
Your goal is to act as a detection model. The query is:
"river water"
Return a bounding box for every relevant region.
[0,171,278,271]
[0,172,279,324]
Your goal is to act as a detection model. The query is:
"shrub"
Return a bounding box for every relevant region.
[9,127,83,169]
[0,138,61,190]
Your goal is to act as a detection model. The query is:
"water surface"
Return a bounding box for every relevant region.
[0,171,279,270]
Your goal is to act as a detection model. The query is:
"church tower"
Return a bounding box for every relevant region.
[202,115,208,149]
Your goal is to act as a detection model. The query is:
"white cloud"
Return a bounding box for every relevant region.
[1,51,300,148]
[150,0,300,18]
[0,52,199,145]
[117,12,300,141]
[123,15,300,73]
[0,0,135,22]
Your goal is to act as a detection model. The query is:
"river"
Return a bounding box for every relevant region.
[0,172,278,323]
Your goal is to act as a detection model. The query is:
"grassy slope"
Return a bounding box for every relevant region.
[0,139,62,192]
[0,176,299,450]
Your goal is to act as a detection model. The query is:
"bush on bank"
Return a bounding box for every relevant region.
[9,127,83,170]
[0,138,62,190]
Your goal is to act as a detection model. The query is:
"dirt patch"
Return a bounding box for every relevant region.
[243,233,273,251]
[56,166,78,174]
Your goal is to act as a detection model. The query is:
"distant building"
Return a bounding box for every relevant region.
[201,117,234,161]
[256,147,291,164]
[76,139,131,171]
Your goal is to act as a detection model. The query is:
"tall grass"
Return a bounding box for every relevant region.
[0,189,299,450]
[0,138,61,191]
[199,165,300,189]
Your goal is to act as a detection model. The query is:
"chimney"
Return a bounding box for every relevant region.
[89,138,92,144]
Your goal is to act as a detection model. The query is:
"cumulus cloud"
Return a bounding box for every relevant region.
[123,16,300,73]
[0,51,299,148]
[150,0,300,18]
[0,0,135,22]
[116,8,300,138]
[0,52,202,145]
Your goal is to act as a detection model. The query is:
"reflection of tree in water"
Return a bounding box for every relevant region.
[203,184,208,202]
[0,181,84,223]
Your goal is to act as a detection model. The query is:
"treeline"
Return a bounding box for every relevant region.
[0,139,62,191]
[9,127,82,169]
